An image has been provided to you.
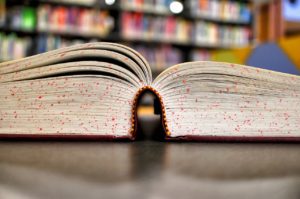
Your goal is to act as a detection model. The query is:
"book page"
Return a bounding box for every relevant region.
[153,61,300,139]
[0,43,152,138]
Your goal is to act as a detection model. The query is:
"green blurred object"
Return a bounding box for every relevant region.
[22,7,36,31]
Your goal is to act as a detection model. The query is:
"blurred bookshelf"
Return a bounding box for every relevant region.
[0,0,253,74]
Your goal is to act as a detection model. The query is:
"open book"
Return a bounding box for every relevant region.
[1,43,300,141]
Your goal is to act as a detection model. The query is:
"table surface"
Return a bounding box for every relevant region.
[0,117,300,199]
[1,141,300,199]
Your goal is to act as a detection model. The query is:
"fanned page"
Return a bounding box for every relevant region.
[0,43,151,139]
[1,42,300,141]
[152,62,300,140]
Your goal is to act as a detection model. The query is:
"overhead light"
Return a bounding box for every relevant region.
[170,1,184,14]
[105,0,115,5]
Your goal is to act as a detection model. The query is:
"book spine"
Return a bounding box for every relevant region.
[131,86,170,138]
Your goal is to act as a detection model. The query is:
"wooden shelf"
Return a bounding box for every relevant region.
[38,29,117,40]
[0,26,244,49]
[122,35,245,49]
[121,4,171,16]
[190,14,250,25]
[38,0,117,9]
[0,27,37,35]
[285,21,300,36]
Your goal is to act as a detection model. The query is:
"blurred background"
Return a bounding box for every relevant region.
[1,2,300,198]
[0,0,300,77]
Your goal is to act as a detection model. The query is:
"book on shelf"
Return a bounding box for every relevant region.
[36,35,88,54]
[194,21,250,47]
[130,44,183,72]
[121,0,170,13]
[191,49,211,61]
[37,4,114,36]
[0,33,89,62]
[5,6,37,31]
[189,0,251,23]
[121,12,192,44]
[0,42,300,141]
[0,33,32,61]
[121,11,250,47]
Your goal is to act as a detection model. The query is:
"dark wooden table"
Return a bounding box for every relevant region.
[0,117,300,199]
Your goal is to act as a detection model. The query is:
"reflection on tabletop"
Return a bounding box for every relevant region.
[0,140,300,199]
